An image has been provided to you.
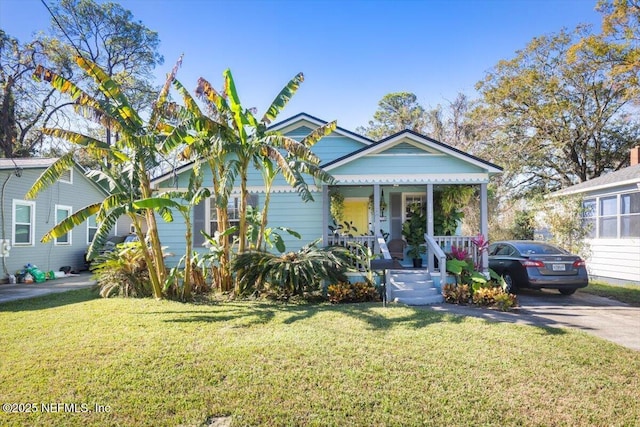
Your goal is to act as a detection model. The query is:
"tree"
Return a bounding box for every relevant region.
[474,26,640,196]
[0,30,74,157]
[47,0,163,112]
[28,55,180,299]
[357,92,427,140]
[0,0,163,158]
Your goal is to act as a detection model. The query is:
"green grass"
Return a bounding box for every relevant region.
[581,280,640,306]
[1,289,639,427]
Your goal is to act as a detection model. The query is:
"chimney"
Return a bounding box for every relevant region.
[632,146,640,166]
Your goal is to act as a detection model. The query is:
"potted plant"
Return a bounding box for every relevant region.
[401,203,427,268]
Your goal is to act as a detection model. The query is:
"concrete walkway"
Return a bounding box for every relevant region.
[429,289,640,351]
[0,272,96,304]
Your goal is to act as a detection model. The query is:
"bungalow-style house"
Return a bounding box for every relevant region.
[0,158,110,279]
[152,113,502,303]
[551,147,640,285]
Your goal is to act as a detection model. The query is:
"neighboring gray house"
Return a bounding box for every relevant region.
[552,147,640,285]
[0,158,109,278]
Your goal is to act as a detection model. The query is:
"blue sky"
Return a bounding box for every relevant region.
[1,0,602,132]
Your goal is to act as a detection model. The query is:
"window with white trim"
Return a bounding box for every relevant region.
[621,192,640,238]
[208,195,258,236]
[87,214,98,244]
[582,191,640,239]
[55,205,72,245]
[13,200,35,246]
[59,168,73,184]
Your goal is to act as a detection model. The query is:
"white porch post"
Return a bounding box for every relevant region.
[373,183,381,244]
[427,184,434,271]
[480,183,489,273]
[322,185,329,247]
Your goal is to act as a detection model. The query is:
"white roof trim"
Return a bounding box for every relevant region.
[324,132,502,174]
[553,177,640,196]
[332,173,490,184]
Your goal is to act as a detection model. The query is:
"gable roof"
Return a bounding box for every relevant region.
[0,158,58,170]
[552,164,640,196]
[0,157,109,196]
[322,129,503,174]
[269,112,375,146]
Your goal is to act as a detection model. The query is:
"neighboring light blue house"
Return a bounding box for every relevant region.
[152,113,502,296]
[551,146,640,285]
[0,158,110,278]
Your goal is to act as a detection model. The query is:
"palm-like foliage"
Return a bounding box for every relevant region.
[28,55,185,299]
[195,69,337,255]
[233,239,351,297]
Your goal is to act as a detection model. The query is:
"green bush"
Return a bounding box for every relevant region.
[327,281,381,304]
[91,242,152,298]
[233,239,351,297]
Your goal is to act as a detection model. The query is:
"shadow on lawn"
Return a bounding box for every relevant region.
[159,300,570,337]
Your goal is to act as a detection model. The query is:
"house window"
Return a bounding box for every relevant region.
[621,192,640,238]
[59,168,73,184]
[12,200,35,246]
[55,205,72,245]
[584,191,640,239]
[208,195,258,235]
[87,215,98,244]
[582,199,596,238]
[403,193,425,222]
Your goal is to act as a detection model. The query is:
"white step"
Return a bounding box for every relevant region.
[385,268,443,306]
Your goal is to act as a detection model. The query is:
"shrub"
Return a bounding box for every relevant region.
[91,242,152,298]
[233,239,351,297]
[494,292,518,311]
[443,283,471,304]
[327,281,380,304]
[471,286,518,311]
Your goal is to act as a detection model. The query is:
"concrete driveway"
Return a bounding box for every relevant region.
[430,289,640,351]
[0,272,95,304]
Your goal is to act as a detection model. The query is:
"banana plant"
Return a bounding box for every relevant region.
[28,55,185,299]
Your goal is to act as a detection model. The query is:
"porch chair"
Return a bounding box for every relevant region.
[387,239,407,260]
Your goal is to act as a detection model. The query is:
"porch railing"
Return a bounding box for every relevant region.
[327,234,377,271]
[432,236,479,268]
[426,234,448,277]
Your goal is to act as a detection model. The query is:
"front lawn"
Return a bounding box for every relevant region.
[581,280,640,306]
[1,289,639,426]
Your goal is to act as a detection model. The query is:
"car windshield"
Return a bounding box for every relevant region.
[512,242,566,255]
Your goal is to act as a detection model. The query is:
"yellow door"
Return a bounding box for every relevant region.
[343,199,369,235]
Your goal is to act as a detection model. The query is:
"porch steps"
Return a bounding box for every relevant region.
[387,269,444,306]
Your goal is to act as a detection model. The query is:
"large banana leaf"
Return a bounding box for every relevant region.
[300,120,337,147]
[222,69,249,142]
[25,153,76,200]
[40,203,102,242]
[261,72,304,125]
[86,206,128,260]
[39,129,129,163]
[150,55,184,126]
[75,56,143,130]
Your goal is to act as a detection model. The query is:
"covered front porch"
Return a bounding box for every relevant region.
[322,182,491,280]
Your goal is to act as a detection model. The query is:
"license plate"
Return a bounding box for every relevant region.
[551,263,566,271]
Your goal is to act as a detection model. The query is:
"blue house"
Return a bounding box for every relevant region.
[0,158,110,279]
[152,113,502,302]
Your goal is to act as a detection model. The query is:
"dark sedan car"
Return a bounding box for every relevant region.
[488,241,588,295]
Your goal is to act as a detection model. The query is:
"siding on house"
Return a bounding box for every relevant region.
[1,164,107,275]
[585,238,640,284]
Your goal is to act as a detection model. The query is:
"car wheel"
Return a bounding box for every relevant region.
[503,273,517,294]
[559,288,577,295]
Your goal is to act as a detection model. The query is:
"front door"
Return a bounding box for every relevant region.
[343,198,369,235]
